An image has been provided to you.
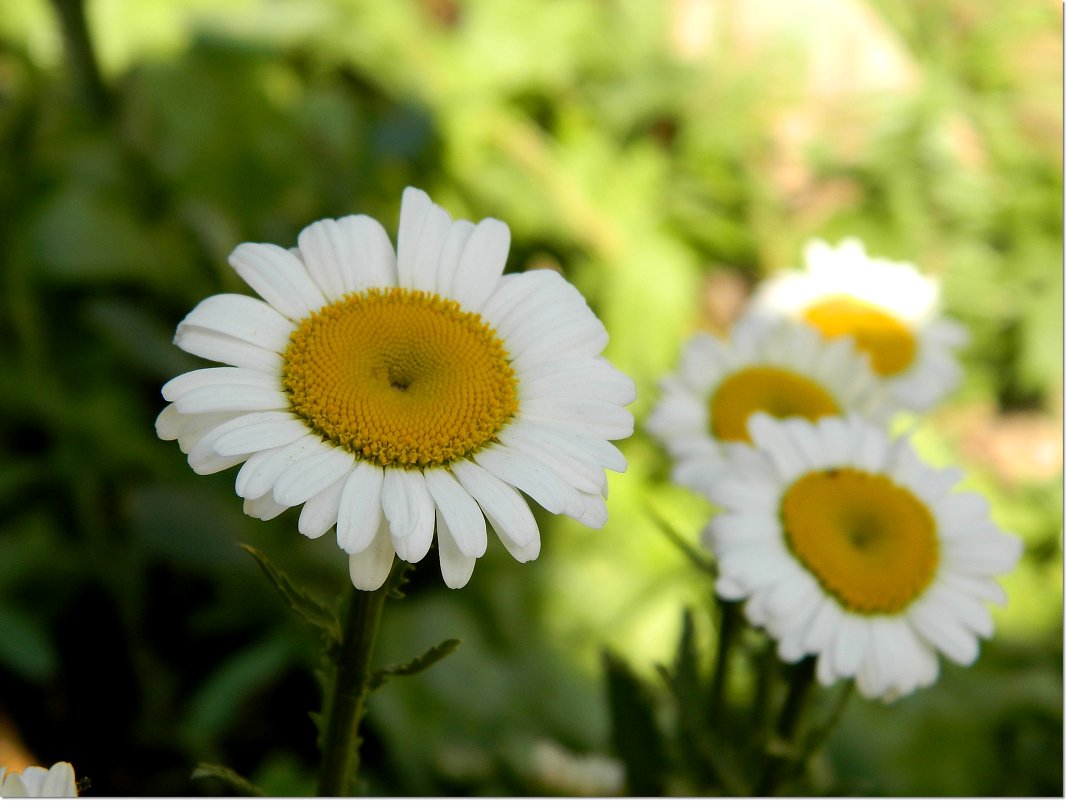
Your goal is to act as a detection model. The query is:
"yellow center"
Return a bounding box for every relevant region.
[781,468,939,614]
[282,287,519,467]
[802,296,916,376]
[709,366,841,443]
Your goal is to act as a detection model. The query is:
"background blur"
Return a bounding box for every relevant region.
[0,0,1061,795]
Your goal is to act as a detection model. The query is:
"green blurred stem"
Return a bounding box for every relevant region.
[49,0,112,118]
[709,600,740,720]
[755,657,817,796]
[317,583,389,796]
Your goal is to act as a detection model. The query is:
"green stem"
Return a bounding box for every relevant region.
[709,600,740,720]
[316,583,390,796]
[755,657,817,796]
[49,0,112,119]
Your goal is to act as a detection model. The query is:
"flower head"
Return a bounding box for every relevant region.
[0,762,78,797]
[749,238,969,412]
[646,314,889,497]
[705,413,1021,701]
[157,188,634,589]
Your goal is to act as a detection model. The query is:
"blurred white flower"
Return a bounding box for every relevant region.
[705,413,1021,701]
[0,762,77,797]
[157,188,633,590]
[530,740,625,796]
[750,238,969,412]
[646,315,889,497]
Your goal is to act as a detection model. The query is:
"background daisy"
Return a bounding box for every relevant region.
[750,238,970,412]
[646,315,890,497]
[157,188,634,590]
[705,413,1022,701]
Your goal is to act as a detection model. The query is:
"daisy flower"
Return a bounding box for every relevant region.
[157,188,634,590]
[0,762,78,797]
[749,238,969,413]
[645,314,889,498]
[705,413,1021,701]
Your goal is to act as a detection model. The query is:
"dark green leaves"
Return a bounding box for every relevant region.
[369,638,462,691]
[240,544,340,643]
[602,650,668,796]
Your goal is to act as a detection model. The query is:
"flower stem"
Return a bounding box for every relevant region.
[316,582,390,796]
[755,656,817,796]
[709,600,740,720]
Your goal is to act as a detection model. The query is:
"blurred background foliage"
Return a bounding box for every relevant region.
[0,0,1061,795]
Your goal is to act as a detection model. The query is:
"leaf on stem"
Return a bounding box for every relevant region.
[368,638,462,690]
[647,508,717,575]
[191,763,265,796]
[603,650,668,796]
[240,544,340,643]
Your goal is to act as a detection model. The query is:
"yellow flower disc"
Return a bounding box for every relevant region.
[781,468,939,614]
[710,366,841,443]
[282,287,518,467]
[802,296,917,376]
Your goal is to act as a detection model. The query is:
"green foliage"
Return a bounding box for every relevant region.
[0,0,1059,796]
[368,639,462,692]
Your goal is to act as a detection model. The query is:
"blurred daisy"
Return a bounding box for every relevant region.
[646,315,889,497]
[750,238,969,412]
[0,762,78,797]
[157,188,633,590]
[705,413,1021,701]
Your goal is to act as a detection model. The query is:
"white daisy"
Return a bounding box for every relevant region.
[645,314,889,498]
[0,762,78,797]
[705,413,1022,702]
[749,238,969,412]
[157,188,634,590]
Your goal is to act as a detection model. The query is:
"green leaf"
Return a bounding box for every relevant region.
[369,638,462,691]
[191,763,265,796]
[647,508,717,575]
[602,650,668,796]
[240,544,340,643]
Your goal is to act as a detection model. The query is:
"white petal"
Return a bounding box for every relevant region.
[497,424,607,494]
[520,397,634,441]
[473,443,581,516]
[574,491,608,529]
[424,467,488,558]
[381,469,435,562]
[518,361,636,407]
[298,473,348,539]
[451,458,541,559]
[747,414,807,483]
[909,602,979,665]
[336,214,398,291]
[213,413,309,456]
[229,242,327,320]
[348,519,395,590]
[451,217,511,311]
[235,434,321,499]
[431,219,475,298]
[179,293,293,354]
[40,763,77,798]
[273,442,356,506]
[155,403,183,440]
[413,204,455,292]
[243,491,290,520]
[296,219,345,298]
[336,461,385,554]
[436,509,477,589]
[396,187,433,289]
[162,366,277,402]
[174,325,284,373]
[175,383,289,415]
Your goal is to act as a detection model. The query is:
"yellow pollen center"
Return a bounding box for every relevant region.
[282,287,519,467]
[709,366,841,443]
[781,468,939,614]
[802,296,917,376]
